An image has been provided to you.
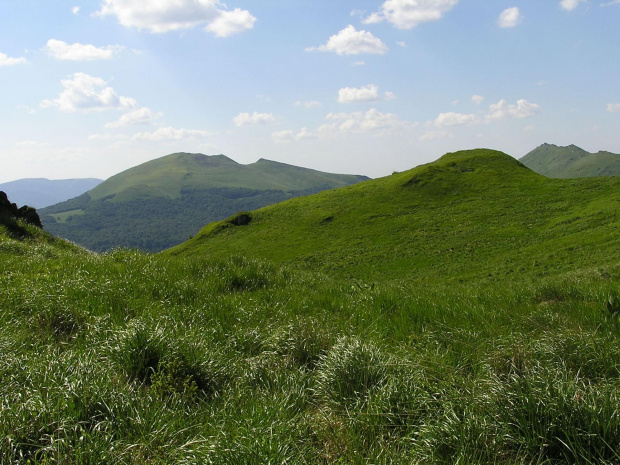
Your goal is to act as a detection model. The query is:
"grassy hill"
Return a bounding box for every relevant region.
[40,153,369,252]
[171,148,620,283]
[520,143,620,178]
[3,151,620,463]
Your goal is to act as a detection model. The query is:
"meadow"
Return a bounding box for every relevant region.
[2,219,620,464]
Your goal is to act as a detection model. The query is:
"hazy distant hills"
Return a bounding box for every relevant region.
[170,149,620,282]
[520,143,620,178]
[0,178,102,208]
[40,153,369,252]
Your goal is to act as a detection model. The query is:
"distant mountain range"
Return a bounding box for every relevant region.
[0,178,102,208]
[40,153,369,252]
[520,143,620,178]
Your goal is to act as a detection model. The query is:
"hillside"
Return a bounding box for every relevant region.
[40,153,369,252]
[0,177,102,208]
[520,143,620,178]
[3,164,620,463]
[171,148,620,282]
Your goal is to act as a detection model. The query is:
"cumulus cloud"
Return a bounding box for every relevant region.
[272,127,317,143]
[0,51,27,66]
[471,94,484,104]
[424,98,540,138]
[364,0,459,29]
[45,39,123,60]
[105,107,161,128]
[273,109,410,143]
[560,0,587,11]
[607,103,620,113]
[601,0,620,5]
[434,112,479,127]
[306,25,388,55]
[72,6,80,15]
[337,84,395,103]
[321,108,407,135]
[485,99,540,121]
[205,8,256,37]
[132,127,211,141]
[233,111,275,127]
[41,73,137,113]
[498,7,522,28]
[97,0,256,36]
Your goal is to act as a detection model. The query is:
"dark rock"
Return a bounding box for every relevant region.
[0,190,43,231]
[228,212,251,226]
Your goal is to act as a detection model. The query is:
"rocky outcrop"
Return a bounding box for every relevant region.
[0,191,43,232]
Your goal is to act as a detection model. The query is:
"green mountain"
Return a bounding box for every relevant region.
[39,153,369,252]
[171,148,620,282]
[520,143,620,178]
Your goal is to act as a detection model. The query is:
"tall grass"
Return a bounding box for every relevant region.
[2,229,620,463]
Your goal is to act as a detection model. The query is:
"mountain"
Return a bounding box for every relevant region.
[0,178,102,208]
[39,153,369,252]
[520,143,620,178]
[170,148,620,282]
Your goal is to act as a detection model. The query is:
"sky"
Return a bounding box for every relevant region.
[1,0,619,183]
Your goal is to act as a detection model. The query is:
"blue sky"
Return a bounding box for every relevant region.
[1,0,619,182]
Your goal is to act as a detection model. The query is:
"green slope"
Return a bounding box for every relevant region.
[170,148,620,282]
[40,153,368,252]
[520,143,620,178]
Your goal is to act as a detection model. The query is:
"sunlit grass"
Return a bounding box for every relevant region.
[2,223,620,463]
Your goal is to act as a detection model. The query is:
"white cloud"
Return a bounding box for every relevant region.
[72,6,80,15]
[233,111,275,127]
[271,130,295,143]
[607,103,620,113]
[338,84,379,103]
[306,25,388,55]
[271,127,319,144]
[434,112,479,127]
[485,99,540,121]
[337,84,395,103]
[132,127,211,141]
[560,0,587,11]
[105,107,161,128]
[204,8,256,37]
[601,0,620,5]
[321,108,407,135]
[45,39,123,61]
[471,94,484,104]
[97,0,255,36]
[396,41,407,47]
[498,7,521,28]
[0,52,27,66]
[41,73,137,113]
[364,0,460,29]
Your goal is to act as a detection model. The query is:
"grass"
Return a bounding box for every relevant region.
[2,217,620,463]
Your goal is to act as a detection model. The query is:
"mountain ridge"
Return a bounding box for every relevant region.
[520,143,620,178]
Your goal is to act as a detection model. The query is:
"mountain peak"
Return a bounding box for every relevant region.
[520,144,620,178]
